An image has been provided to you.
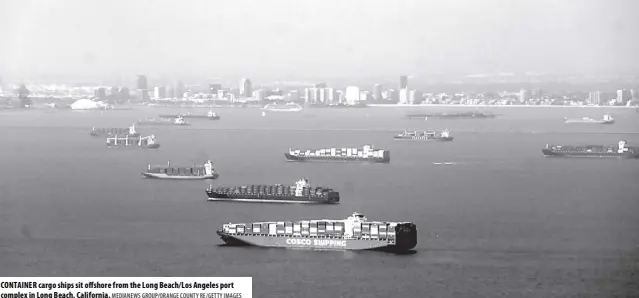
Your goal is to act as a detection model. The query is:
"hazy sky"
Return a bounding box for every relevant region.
[1,0,638,80]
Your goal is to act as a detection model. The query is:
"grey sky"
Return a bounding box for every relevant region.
[1,0,638,80]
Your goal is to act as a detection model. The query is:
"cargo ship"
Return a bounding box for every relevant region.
[394,129,453,141]
[206,178,339,204]
[106,135,160,149]
[262,102,303,112]
[138,115,189,126]
[564,114,614,124]
[216,212,417,253]
[142,160,219,180]
[542,140,639,158]
[158,109,220,120]
[285,144,390,163]
[90,124,140,137]
[406,111,496,119]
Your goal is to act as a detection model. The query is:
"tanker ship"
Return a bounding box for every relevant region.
[206,178,339,204]
[142,160,219,180]
[542,140,639,158]
[90,124,140,137]
[159,109,220,120]
[216,212,417,253]
[138,115,189,126]
[564,114,614,124]
[406,111,496,119]
[285,144,390,163]
[106,134,160,149]
[394,129,453,141]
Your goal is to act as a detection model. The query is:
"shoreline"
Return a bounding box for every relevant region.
[366,104,639,108]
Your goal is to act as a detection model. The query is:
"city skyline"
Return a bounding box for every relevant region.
[2,0,639,80]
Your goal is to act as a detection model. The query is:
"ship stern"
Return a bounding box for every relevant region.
[393,223,417,252]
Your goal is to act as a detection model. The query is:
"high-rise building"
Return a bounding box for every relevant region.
[166,86,175,98]
[153,86,166,99]
[94,87,106,100]
[253,89,266,102]
[588,91,601,105]
[288,90,300,102]
[373,84,383,101]
[136,75,149,102]
[137,89,149,102]
[345,86,360,105]
[399,75,408,90]
[119,87,130,100]
[616,89,632,105]
[209,83,222,95]
[519,89,529,103]
[399,89,409,104]
[175,81,184,99]
[239,78,252,98]
[136,75,148,90]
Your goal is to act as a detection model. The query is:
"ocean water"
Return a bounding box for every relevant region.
[1,106,638,298]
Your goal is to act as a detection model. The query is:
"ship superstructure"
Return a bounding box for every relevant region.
[285,144,390,163]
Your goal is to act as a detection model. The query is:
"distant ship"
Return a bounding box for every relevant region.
[285,144,390,163]
[564,114,614,124]
[216,212,417,253]
[206,178,339,204]
[138,115,189,126]
[158,109,220,120]
[106,135,160,149]
[394,129,454,141]
[308,102,368,109]
[90,124,140,137]
[262,102,303,112]
[405,111,496,119]
[542,140,639,158]
[142,160,219,180]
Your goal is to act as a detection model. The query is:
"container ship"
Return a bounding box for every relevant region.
[159,109,220,120]
[138,115,189,126]
[542,140,639,158]
[142,160,218,180]
[262,102,303,112]
[216,212,417,253]
[106,135,160,149]
[285,144,390,163]
[394,129,453,141]
[406,111,496,119]
[90,124,140,137]
[564,114,614,124]
[206,178,339,204]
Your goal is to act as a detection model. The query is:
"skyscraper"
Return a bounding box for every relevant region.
[373,84,383,102]
[175,81,184,99]
[239,78,252,98]
[399,75,408,90]
[136,75,148,90]
[153,86,166,99]
[345,86,360,105]
[136,75,149,101]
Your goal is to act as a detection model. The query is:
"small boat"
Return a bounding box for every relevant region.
[91,123,140,137]
[564,114,614,124]
[106,134,160,149]
[159,109,221,120]
[142,160,219,180]
[138,115,190,126]
[262,102,303,112]
[393,129,454,141]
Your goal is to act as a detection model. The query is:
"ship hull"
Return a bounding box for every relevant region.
[91,132,140,138]
[159,114,220,120]
[406,114,495,119]
[206,192,338,204]
[284,153,389,163]
[138,122,190,126]
[142,173,218,180]
[564,120,614,124]
[542,149,639,158]
[393,136,454,141]
[107,144,160,149]
[217,232,414,252]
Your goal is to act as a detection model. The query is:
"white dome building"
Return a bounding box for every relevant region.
[70,99,108,110]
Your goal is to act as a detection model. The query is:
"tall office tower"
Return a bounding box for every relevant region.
[136,75,148,90]
[166,86,175,98]
[345,86,360,105]
[519,89,529,103]
[373,84,383,101]
[288,90,300,102]
[209,83,222,95]
[325,88,336,104]
[253,89,266,102]
[239,78,252,98]
[314,82,327,88]
[175,81,184,99]
[119,87,130,100]
[94,87,106,100]
[588,91,601,105]
[135,75,149,102]
[616,89,632,105]
[153,86,166,99]
[399,89,409,104]
[399,75,408,90]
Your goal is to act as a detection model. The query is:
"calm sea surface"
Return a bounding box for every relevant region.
[1,106,638,298]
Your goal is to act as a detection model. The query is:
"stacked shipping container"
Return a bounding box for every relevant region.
[224,220,399,240]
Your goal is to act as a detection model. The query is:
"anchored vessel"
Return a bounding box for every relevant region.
[206,178,339,204]
[542,140,639,158]
[285,144,390,163]
[90,123,140,137]
[394,129,453,141]
[262,102,304,112]
[106,135,160,149]
[142,160,218,180]
[564,114,614,124]
[159,109,220,120]
[138,115,189,126]
[216,212,417,253]
[406,111,496,119]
